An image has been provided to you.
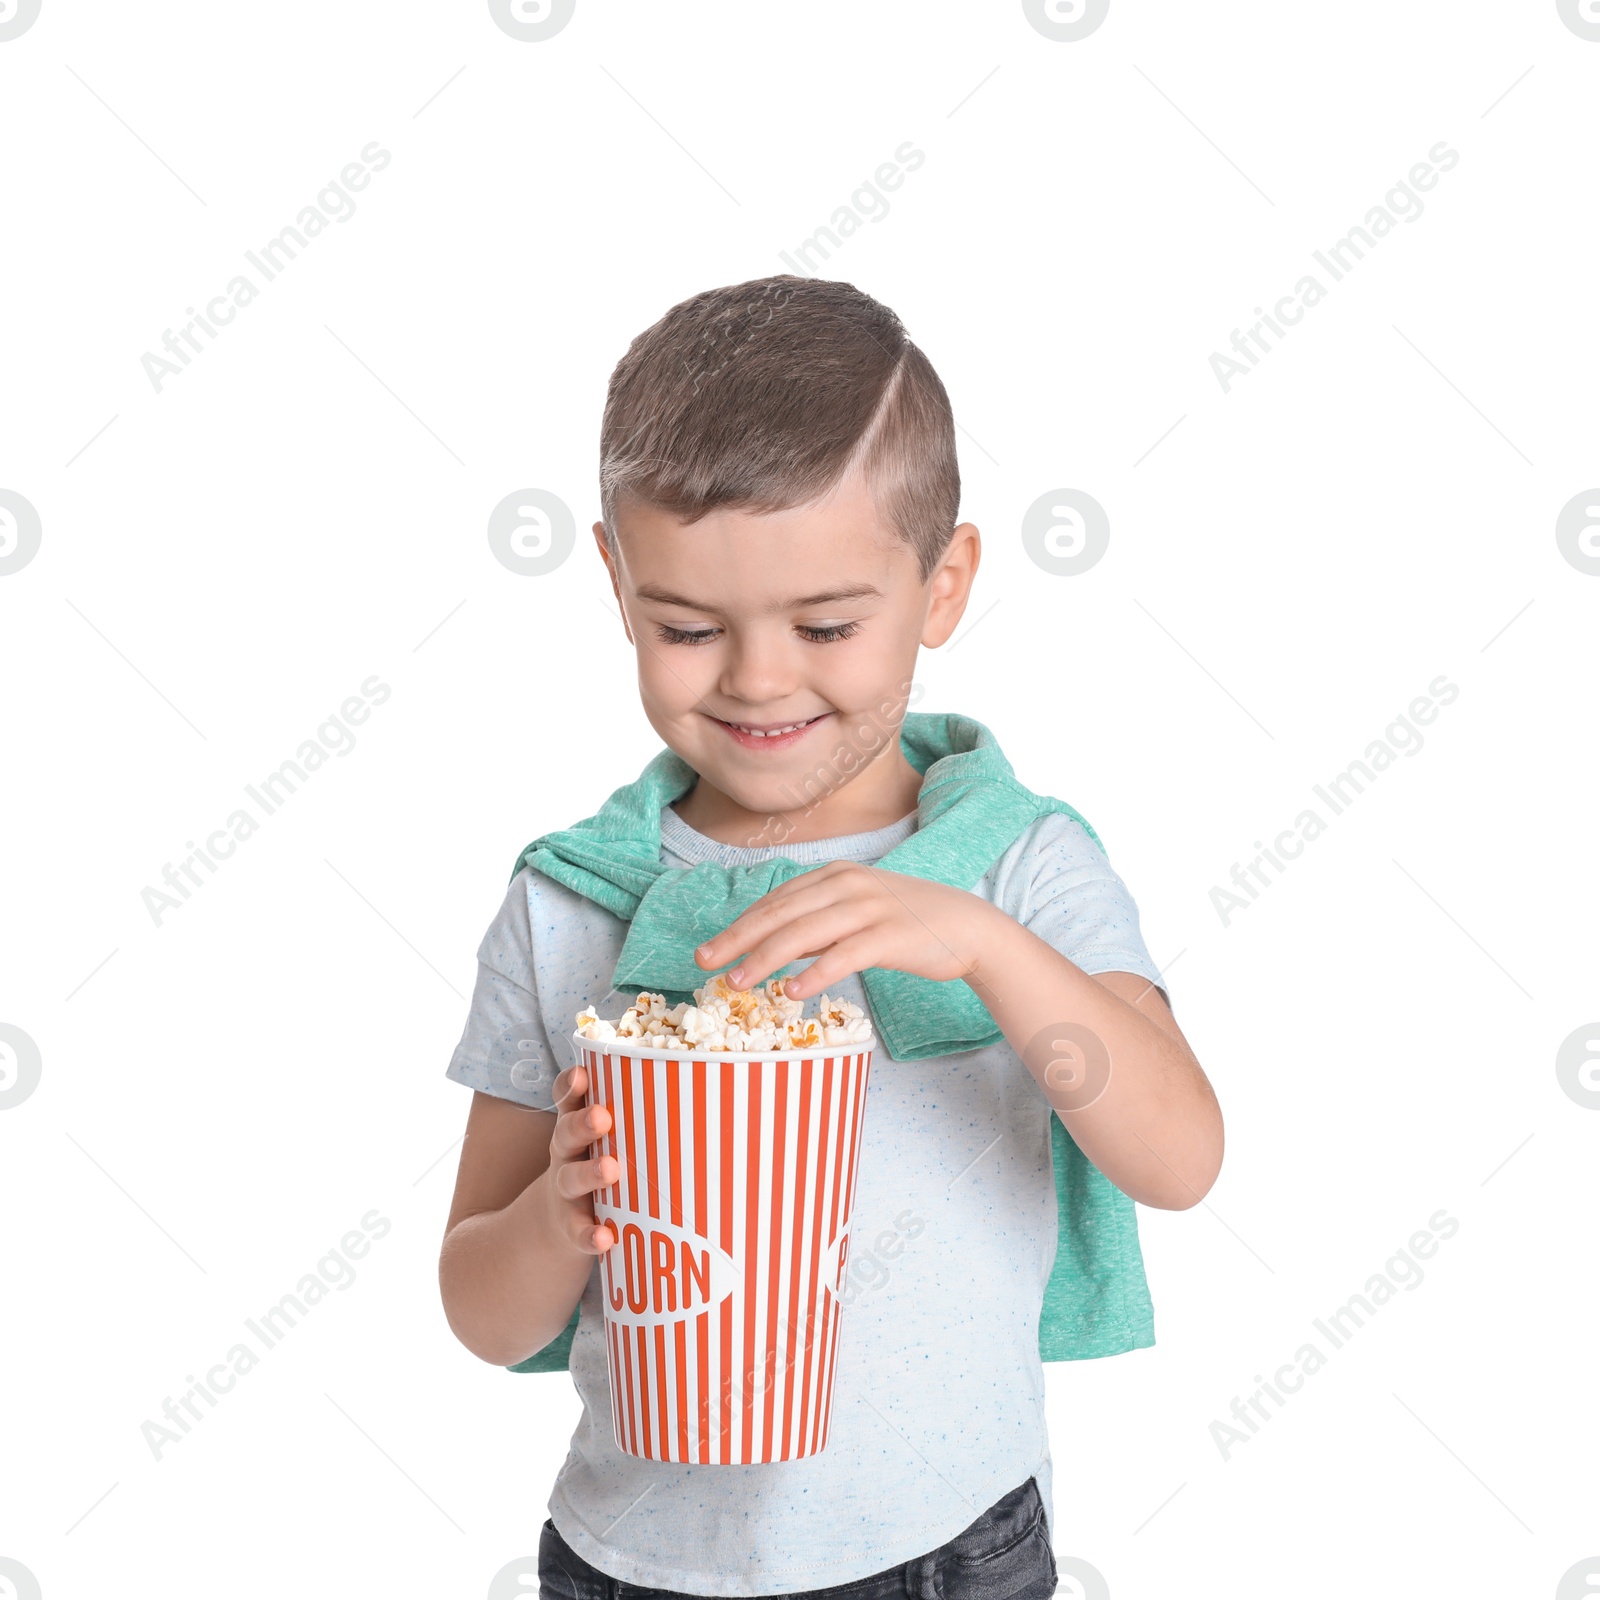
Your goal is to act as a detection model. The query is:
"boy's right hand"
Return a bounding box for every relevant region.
[541,1063,621,1257]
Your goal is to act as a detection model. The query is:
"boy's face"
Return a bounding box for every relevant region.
[595,470,977,839]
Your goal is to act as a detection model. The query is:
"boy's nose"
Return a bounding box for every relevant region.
[717,633,802,707]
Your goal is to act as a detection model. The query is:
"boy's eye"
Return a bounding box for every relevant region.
[655,625,720,646]
[652,621,861,645]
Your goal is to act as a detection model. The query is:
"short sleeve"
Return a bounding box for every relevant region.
[444,869,562,1112]
[1002,812,1171,1010]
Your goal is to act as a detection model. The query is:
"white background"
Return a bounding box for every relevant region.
[2,2,1596,1596]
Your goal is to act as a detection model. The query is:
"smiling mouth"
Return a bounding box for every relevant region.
[710,711,830,747]
[718,714,827,736]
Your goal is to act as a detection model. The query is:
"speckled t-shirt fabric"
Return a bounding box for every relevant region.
[445,804,1168,1597]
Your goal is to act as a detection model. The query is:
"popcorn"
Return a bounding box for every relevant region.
[576,973,873,1051]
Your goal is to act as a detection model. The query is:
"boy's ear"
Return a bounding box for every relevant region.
[592,520,635,643]
[921,523,981,649]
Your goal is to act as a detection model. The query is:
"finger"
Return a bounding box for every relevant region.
[703,878,865,980]
[554,1149,620,1201]
[552,1063,586,1113]
[727,905,873,990]
[552,1098,612,1162]
[557,1100,612,1164]
[694,865,859,969]
[569,1212,619,1256]
[556,1150,619,1201]
[778,930,884,1000]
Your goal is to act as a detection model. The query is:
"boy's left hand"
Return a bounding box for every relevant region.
[694,862,1002,999]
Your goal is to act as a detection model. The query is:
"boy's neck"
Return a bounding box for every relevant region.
[671,741,926,848]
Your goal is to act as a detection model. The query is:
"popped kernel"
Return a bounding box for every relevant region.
[576,972,872,1050]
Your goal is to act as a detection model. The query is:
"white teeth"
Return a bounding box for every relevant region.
[730,716,816,737]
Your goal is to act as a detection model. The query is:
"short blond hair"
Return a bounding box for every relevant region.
[599,276,961,582]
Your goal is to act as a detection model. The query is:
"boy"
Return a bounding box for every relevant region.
[438,276,1223,1598]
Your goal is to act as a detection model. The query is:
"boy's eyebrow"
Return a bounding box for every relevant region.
[631,582,884,612]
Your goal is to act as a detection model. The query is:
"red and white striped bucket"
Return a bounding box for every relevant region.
[574,1031,874,1465]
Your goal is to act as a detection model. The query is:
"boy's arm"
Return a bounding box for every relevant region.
[440,869,623,1365]
[694,861,1224,1213]
[964,928,1222,1211]
[438,1090,603,1368]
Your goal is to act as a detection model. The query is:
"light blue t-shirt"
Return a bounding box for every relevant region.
[446,803,1167,1597]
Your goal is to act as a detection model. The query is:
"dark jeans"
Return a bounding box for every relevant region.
[538,1476,1057,1600]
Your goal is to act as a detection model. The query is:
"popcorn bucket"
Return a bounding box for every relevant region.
[573,1031,874,1465]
